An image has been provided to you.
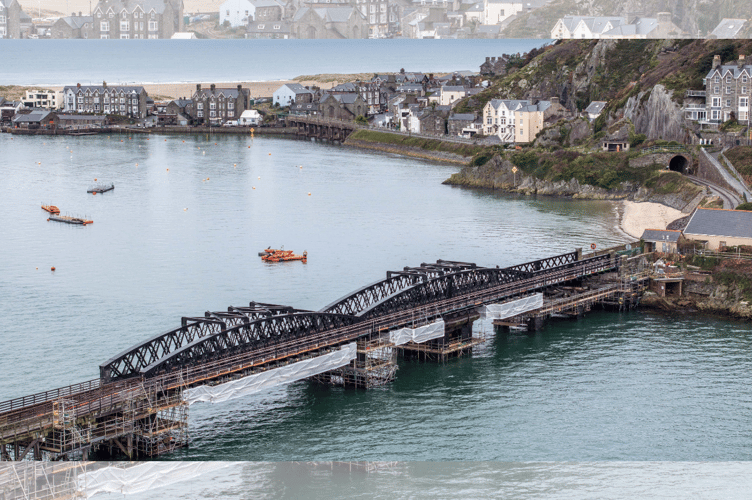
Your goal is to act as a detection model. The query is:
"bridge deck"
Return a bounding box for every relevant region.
[0,249,623,459]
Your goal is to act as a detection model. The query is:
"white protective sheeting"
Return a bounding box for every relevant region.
[77,462,232,498]
[389,319,445,345]
[184,343,357,405]
[477,293,543,320]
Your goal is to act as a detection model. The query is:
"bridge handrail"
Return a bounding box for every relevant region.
[0,378,100,414]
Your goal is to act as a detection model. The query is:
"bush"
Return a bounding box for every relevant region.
[735,202,752,211]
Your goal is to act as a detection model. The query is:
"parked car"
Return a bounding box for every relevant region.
[222,120,238,127]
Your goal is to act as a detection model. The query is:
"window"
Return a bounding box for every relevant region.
[197,111,203,118]
[151,12,155,18]
[197,103,203,110]
[120,34,129,39]
[148,34,157,39]
[714,75,719,83]
[228,102,234,109]
[742,86,748,94]
[149,20,157,31]
[711,110,720,120]
[726,86,731,94]
[714,86,719,94]
[134,12,138,18]
[210,102,216,110]
[120,97,125,103]
[140,22,143,30]
[258,24,264,29]
[97,12,101,17]
[109,12,113,18]
[712,97,720,107]
[0,16,5,23]
[274,24,280,29]
[486,117,491,124]
[741,97,749,107]
[120,21,129,31]
[101,21,109,31]
[210,111,216,118]
[370,5,375,12]
[726,76,731,84]
[743,75,749,84]
[122,11,126,18]
[726,99,731,107]
[140,11,143,18]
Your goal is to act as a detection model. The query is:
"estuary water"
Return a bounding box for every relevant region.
[1,132,752,469]
[0,38,547,86]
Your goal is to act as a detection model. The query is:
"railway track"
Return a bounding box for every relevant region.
[687,175,740,209]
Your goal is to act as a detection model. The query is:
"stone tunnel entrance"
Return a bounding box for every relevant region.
[669,155,689,174]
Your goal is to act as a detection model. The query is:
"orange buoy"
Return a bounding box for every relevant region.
[92,192,97,195]
[166,168,169,171]
[215,143,217,145]
[136,163,138,166]
[94,178,97,181]
[51,267,55,271]
[248,146,250,148]
[258,176,261,179]
[252,186,256,190]
[308,192,311,196]
[268,153,271,155]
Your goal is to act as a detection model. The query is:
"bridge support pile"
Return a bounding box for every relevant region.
[312,335,398,389]
[398,314,484,362]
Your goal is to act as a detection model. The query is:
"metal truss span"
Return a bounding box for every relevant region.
[100,302,309,382]
[139,312,360,378]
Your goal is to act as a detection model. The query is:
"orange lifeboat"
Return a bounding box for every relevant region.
[261,249,307,263]
[42,204,60,214]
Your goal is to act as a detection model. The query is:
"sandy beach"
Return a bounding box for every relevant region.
[620,200,684,239]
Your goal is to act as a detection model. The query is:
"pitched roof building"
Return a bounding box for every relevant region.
[91,0,183,39]
[63,83,149,119]
[0,0,23,38]
[683,208,752,251]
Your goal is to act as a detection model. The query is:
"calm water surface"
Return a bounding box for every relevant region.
[1,132,751,465]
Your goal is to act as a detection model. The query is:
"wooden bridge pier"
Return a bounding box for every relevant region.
[287,116,357,142]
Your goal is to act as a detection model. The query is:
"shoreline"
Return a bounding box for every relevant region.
[619,200,685,240]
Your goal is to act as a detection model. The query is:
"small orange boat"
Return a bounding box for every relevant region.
[42,204,60,214]
[261,249,307,263]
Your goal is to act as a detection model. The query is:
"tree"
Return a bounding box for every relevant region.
[355,115,368,125]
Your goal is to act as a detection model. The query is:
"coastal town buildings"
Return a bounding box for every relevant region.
[0,0,23,38]
[50,13,93,38]
[21,90,64,109]
[515,100,550,143]
[550,16,626,39]
[273,83,314,107]
[704,54,751,124]
[483,0,522,25]
[319,92,367,119]
[62,83,149,119]
[710,18,749,39]
[291,5,367,39]
[682,208,752,251]
[191,84,251,125]
[0,99,23,124]
[245,20,291,38]
[219,0,255,27]
[91,0,184,39]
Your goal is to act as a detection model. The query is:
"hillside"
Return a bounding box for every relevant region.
[457,38,752,143]
[502,0,752,38]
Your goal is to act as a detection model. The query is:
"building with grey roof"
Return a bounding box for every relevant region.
[641,229,682,253]
[273,83,314,107]
[63,83,149,119]
[710,18,748,39]
[51,14,94,38]
[584,101,607,120]
[0,0,23,38]
[683,208,752,251]
[245,20,290,39]
[11,109,57,128]
[292,5,367,39]
[704,54,752,124]
[319,92,367,120]
[192,84,250,125]
[91,0,183,39]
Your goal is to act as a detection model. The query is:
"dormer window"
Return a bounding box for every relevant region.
[258,24,264,29]
[274,24,280,29]
[714,75,720,83]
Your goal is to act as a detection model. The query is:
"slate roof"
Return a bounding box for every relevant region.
[705,63,752,80]
[195,88,247,99]
[585,101,607,115]
[60,15,94,29]
[247,21,290,33]
[253,0,284,7]
[465,3,483,12]
[488,98,529,110]
[449,113,475,121]
[397,84,424,92]
[58,114,106,121]
[279,83,313,95]
[171,98,193,108]
[64,85,145,94]
[711,18,747,38]
[93,0,170,15]
[683,208,752,239]
[12,109,54,123]
[331,82,357,92]
[641,229,681,243]
[442,86,467,93]
[476,24,501,34]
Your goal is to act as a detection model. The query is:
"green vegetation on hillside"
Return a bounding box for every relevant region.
[347,130,485,157]
[723,146,752,185]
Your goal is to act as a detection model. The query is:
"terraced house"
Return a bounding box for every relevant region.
[92,0,184,39]
[0,0,22,39]
[705,54,751,124]
[62,83,149,119]
[192,84,250,125]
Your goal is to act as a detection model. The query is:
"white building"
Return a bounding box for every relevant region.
[238,109,261,126]
[219,0,255,27]
[483,98,528,142]
[439,86,467,106]
[551,16,626,39]
[21,89,64,109]
[483,0,522,25]
[272,83,314,107]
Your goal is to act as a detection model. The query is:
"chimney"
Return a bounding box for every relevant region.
[657,12,671,24]
[713,55,721,69]
[739,54,746,68]
[77,83,81,88]
[78,11,82,16]
[210,84,216,92]
[103,81,107,87]
[486,57,490,62]
[551,96,559,104]
[237,84,242,92]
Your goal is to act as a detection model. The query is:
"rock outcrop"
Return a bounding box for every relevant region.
[623,85,685,143]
